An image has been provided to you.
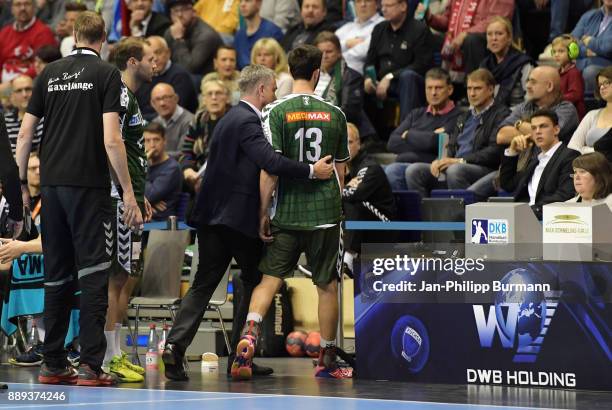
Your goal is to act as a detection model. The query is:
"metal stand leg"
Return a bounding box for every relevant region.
[132,305,141,366]
[215,306,232,355]
[337,272,345,350]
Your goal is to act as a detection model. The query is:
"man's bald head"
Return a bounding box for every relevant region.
[526,66,561,105]
[151,83,178,120]
[146,36,170,72]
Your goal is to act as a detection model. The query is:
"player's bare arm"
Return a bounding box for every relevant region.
[103,112,143,228]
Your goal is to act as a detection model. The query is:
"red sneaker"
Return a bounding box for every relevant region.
[38,364,78,385]
[77,363,118,386]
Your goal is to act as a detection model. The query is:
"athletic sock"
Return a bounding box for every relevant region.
[103,331,116,364]
[246,313,262,323]
[320,337,336,349]
[242,314,263,340]
[114,323,122,357]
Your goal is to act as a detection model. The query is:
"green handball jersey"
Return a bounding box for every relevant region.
[262,93,349,230]
[113,84,146,204]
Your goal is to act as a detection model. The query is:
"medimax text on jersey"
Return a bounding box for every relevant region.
[371,255,485,276]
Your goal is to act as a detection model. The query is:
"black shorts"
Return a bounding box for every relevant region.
[40,186,113,285]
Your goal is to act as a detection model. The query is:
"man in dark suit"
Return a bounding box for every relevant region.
[0,113,23,239]
[161,65,334,381]
[500,109,579,219]
[128,0,171,37]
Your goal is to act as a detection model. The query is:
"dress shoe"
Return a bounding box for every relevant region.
[162,343,188,381]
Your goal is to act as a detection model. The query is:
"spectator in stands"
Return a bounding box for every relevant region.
[500,109,579,219]
[571,0,612,99]
[194,0,239,44]
[517,0,595,60]
[136,36,198,120]
[27,152,41,214]
[164,0,223,75]
[385,68,462,190]
[235,0,283,69]
[251,38,293,98]
[480,16,534,108]
[568,67,612,154]
[281,0,334,52]
[260,0,301,32]
[497,66,579,147]
[128,0,171,38]
[56,2,87,57]
[144,122,183,221]
[4,75,42,154]
[364,0,434,121]
[180,80,231,192]
[552,34,586,119]
[405,68,509,198]
[0,0,56,93]
[33,45,61,76]
[201,46,241,106]
[420,0,514,81]
[314,32,363,126]
[342,122,396,276]
[36,0,96,30]
[151,83,195,154]
[566,152,612,210]
[335,0,384,75]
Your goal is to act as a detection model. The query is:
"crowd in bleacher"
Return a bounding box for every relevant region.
[1,0,611,227]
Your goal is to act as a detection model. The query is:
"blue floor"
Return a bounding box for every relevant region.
[0,383,561,410]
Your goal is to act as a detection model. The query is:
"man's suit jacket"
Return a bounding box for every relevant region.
[190,101,310,237]
[145,12,171,37]
[499,143,579,219]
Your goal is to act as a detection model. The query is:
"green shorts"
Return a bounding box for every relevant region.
[258,224,343,287]
[110,199,144,278]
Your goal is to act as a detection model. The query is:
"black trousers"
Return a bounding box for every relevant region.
[166,224,263,356]
[40,186,113,370]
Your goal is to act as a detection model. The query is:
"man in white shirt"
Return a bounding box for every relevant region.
[499,109,579,218]
[335,0,384,74]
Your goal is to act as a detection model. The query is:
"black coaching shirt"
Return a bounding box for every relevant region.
[27,47,125,188]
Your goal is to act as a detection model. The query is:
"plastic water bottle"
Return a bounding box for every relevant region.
[27,319,40,350]
[145,324,159,372]
[158,324,168,372]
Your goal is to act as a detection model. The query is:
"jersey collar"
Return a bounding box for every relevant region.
[70,47,101,58]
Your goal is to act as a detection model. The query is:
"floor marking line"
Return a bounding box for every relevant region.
[3,382,572,410]
[0,395,278,409]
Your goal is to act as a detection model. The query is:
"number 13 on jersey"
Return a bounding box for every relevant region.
[294,127,322,162]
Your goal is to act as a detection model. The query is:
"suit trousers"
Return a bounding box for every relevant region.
[166,224,263,356]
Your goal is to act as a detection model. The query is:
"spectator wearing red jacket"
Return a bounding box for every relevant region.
[0,0,56,92]
[552,35,586,119]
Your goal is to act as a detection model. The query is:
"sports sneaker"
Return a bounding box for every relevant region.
[77,363,118,386]
[120,352,144,375]
[109,356,144,383]
[38,363,78,384]
[9,344,43,367]
[67,348,80,367]
[231,335,256,381]
[314,346,353,379]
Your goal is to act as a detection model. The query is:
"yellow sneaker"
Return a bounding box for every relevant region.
[110,356,144,383]
[120,352,145,375]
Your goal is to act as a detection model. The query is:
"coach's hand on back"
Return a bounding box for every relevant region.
[313,155,334,179]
